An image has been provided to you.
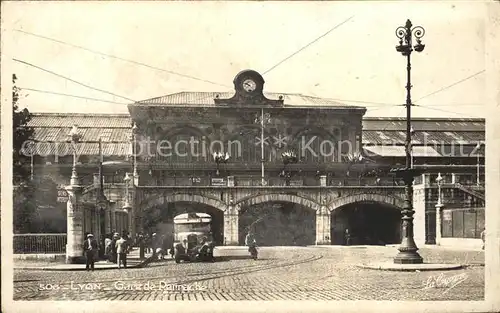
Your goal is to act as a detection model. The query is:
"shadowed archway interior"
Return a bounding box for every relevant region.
[330,201,402,245]
[142,202,224,245]
[238,201,316,246]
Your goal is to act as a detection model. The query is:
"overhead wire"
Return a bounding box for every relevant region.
[11,29,485,111]
[262,16,354,75]
[13,58,136,102]
[13,28,232,88]
[413,70,485,103]
[414,104,483,118]
[18,87,131,105]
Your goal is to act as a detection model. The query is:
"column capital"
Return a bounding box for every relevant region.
[316,206,330,216]
[225,203,240,215]
[65,184,82,193]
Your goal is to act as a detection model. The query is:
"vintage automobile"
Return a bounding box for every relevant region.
[172,212,216,263]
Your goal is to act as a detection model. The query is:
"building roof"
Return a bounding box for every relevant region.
[26,113,131,128]
[362,130,484,145]
[24,113,485,157]
[362,117,484,132]
[134,91,364,109]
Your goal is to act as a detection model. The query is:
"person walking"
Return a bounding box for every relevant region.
[151,233,158,260]
[83,234,98,271]
[245,230,258,260]
[104,234,112,262]
[345,228,351,246]
[116,235,128,269]
[138,233,145,259]
[110,233,119,263]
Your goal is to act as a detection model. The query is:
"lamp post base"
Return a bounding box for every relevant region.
[393,251,423,264]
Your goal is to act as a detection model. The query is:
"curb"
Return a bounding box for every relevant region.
[15,256,154,271]
[356,263,465,272]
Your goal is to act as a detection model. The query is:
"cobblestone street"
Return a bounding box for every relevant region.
[13,246,484,301]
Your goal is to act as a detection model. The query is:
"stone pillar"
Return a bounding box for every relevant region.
[451,173,457,184]
[319,175,327,187]
[65,184,84,264]
[223,204,239,245]
[227,175,235,187]
[435,203,443,245]
[316,206,331,245]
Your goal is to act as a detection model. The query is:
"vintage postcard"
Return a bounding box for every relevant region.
[1,1,499,312]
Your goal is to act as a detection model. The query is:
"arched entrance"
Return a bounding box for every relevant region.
[330,200,401,245]
[140,194,225,245]
[237,195,318,246]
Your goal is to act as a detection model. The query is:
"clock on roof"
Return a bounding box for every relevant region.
[214,69,284,106]
[242,78,257,93]
[234,70,264,97]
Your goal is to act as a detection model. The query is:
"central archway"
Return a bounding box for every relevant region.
[330,200,402,245]
[140,193,226,245]
[237,194,320,246]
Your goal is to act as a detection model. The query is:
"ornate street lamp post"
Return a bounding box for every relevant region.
[96,136,108,240]
[123,172,132,211]
[281,150,298,186]
[213,151,230,176]
[68,125,82,186]
[435,173,443,245]
[132,123,139,180]
[436,173,443,207]
[122,172,131,232]
[391,19,426,264]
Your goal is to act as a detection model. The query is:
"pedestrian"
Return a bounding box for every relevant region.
[110,233,119,263]
[151,233,158,259]
[104,234,112,261]
[98,234,105,260]
[138,233,145,259]
[116,234,128,269]
[345,228,351,246]
[145,234,151,254]
[245,230,258,260]
[195,237,208,261]
[480,227,485,250]
[84,234,98,271]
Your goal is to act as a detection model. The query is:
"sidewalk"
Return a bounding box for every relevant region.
[14,249,153,271]
[14,246,254,271]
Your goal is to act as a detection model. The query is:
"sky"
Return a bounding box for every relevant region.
[1,1,489,118]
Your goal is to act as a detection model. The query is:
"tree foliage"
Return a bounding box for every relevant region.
[13,74,34,184]
[12,74,37,233]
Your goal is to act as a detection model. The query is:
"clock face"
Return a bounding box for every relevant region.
[242,79,257,93]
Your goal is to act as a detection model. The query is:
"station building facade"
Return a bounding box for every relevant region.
[17,70,485,260]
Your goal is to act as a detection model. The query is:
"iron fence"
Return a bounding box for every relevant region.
[13,233,66,254]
